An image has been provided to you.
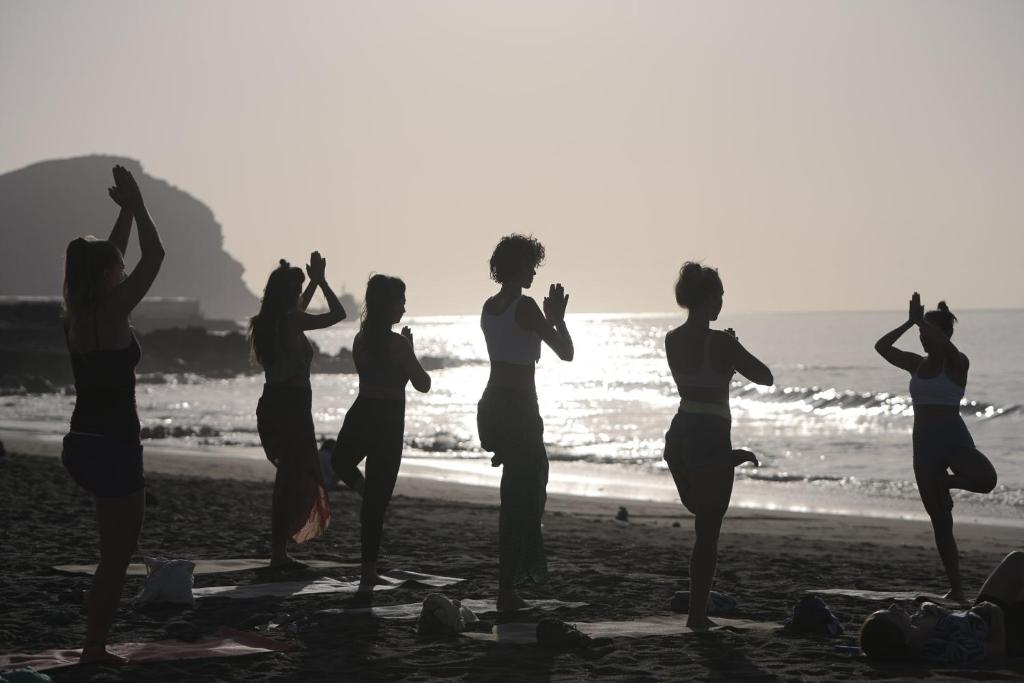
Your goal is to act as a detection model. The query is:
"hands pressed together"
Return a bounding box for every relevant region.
[543,283,569,323]
[108,165,145,212]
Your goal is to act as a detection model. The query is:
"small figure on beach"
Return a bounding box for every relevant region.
[60,165,164,663]
[860,550,1024,663]
[249,253,347,571]
[477,234,574,612]
[874,294,997,602]
[663,262,773,630]
[331,274,431,591]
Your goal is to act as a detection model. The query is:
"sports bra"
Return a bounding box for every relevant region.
[65,313,142,444]
[909,365,965,407]
[481,295,541,366]
[674,332,733,393]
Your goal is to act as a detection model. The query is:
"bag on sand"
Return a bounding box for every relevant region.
[417,594,478,635]
[784,595,843,637]
[135,557,196,606]
[536,618,593,649]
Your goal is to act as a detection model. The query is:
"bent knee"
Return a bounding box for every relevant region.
[980,470,998,494]
[1002,550,1024,569]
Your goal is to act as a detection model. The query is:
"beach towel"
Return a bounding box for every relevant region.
[0,628,288,673]
[809,588,966,607]
[52,558,357,576]
[316,598,587,620]
[670,590,737,616]
[462,616,779,644]
[193,570,463,600]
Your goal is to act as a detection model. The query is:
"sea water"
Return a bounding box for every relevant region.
[4,310,1022,523]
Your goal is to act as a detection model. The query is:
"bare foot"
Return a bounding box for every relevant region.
[497,593,530,612]
[685,616,718,631]
[80,647,128,665]
[944,589,967,604]
[730,449,759,468]
[268,557,309,573]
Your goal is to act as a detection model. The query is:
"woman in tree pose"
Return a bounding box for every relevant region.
[478,234,574,611]
[874,293,996,601]
[249,253,347,570]
[663,262,773,629]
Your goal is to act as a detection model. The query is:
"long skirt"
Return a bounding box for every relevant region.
[477,386,548,589]
[256,384,331,543]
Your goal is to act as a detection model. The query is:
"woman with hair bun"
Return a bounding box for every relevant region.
[331,274,431,592]
[664,261,773,630]
[875,293,997,601]
[249,253,347,571]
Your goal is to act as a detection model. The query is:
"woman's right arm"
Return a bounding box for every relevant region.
[727,331,773,386]
[518,285,574,361]
[396,328,431,393]
[106,165,165,316]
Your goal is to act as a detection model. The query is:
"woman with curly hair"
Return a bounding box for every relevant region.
[249,252,347,571]
[874,294,997,601]
[478,234,574,611]
[663,262,773,629]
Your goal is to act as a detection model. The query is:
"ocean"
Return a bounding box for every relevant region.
[4,310,1022,524]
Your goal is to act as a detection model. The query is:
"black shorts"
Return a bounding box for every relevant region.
[976,593,1024,658]
[62,432,144,498]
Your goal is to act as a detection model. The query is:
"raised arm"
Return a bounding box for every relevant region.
[105,165,165,316]
[293,251,347,330]
[396,327,431,392]
[106,181,134,256]
[874,293,924,373]
[725,330,773,386]
[517,284,574,361]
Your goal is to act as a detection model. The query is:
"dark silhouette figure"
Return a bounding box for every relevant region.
[874,294,997,601]
[663,262,773,630]
[61,165,164,663]
[249,253,347,570]
[860,550,1024,662]
[331,275,430,591]
[477,234,574,612]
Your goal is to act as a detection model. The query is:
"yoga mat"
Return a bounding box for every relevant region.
[809,589,966,607]
[462,616,778,644]
[194,570,464,600]
[0,628,288,673]
[53,558,356,576]
[316,599,588,620]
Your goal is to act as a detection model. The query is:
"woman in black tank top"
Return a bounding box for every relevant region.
[61,165,164,664]
[331,274,431,592]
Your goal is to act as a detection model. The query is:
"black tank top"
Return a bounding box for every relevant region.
[66,317,142,444]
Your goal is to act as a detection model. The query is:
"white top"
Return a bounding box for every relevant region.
[909,371,965,407]
[481,295,541,366]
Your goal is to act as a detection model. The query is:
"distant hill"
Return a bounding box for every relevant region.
[0,155,257,319]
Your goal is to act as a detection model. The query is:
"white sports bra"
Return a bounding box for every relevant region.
[909,368,965,407]
[481,295,541,366]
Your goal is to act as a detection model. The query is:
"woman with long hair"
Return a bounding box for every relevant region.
[663,262,773,630]
[61,165,164,663]
[249,252,346,570]
[332,274,430,591]
[874,294,997,601]
[478,234,574,611]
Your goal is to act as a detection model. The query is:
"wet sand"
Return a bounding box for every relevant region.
[2,437,1023,682]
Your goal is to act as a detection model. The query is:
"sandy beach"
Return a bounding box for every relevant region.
[2,434,1023,682]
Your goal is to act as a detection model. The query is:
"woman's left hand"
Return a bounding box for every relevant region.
[401,326,414,348]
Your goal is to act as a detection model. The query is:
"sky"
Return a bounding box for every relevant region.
[1,0,1022,315]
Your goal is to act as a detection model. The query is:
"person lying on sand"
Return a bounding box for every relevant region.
[860,550,1024,663]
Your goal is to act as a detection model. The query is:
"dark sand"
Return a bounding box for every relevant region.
[2,446,1023,682]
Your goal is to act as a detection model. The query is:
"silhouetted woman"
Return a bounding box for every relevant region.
[875,293,996,601]
[61,165,164,663]
[478,234,574,611]
[664,262,773,629]
[249,253,346,570]
[332,274,430,590]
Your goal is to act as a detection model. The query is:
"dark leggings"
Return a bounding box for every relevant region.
[332,395,405,563]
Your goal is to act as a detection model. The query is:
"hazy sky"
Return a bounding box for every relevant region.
[2,1,1022,315]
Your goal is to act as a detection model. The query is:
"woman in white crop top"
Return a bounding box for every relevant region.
[248,253,347,572]
[875,293,997,602]
[477,234,574,612]
[663,262,773,630]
